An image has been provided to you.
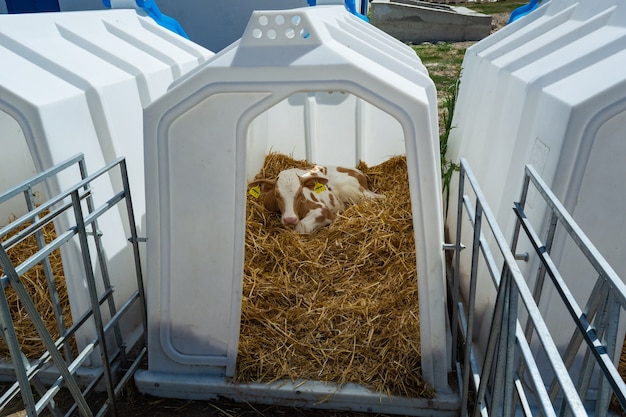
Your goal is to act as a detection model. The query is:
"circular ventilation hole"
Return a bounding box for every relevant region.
[267,29,277,40]
[285,27,295,39]
[292,15,301,26]
[300,28,310,39]
[258,15,269,26]
[275,14,285,25]
[252,28,262,39]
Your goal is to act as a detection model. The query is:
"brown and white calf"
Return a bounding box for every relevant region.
[309,165,385,203]
[248,165,384,234]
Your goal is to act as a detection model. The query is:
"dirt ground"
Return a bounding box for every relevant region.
[491,12,509,32]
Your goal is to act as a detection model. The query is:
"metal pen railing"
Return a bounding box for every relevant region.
[511,164,626,416]
[0,154,147,417]
[449,158,626,417]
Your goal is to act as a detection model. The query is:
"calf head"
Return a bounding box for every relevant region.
[249,168,338,233]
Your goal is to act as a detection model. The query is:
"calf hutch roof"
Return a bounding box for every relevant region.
[140,5,451,413]
[0,8,212,364]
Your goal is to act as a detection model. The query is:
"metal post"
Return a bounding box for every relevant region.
[23,187,73,364]
[472,266,508,417]
[77,159,126,364]
[503,269,519,417]
[70,189,118,417]
[0,252,38,416]
[0,245,94,416]
[490,266,511,416]
[119,158,148,349]
[451,163,465,369]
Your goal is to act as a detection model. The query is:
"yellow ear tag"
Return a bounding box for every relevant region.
[314,182,326,194]
[249,185,261,198]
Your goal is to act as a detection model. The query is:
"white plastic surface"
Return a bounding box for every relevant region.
[446,0,626,369]
[142,5,449,395]
[2,0,372,52]
[0,9,213,364]
[134,372,460,416]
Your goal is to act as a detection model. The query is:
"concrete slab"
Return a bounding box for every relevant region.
[370,0,492,43]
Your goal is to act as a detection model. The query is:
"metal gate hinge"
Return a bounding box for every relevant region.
[128,237,147,243]
[443,243,466,251]
[514,252,529,262]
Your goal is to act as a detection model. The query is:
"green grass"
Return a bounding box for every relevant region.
[411,42,465,93]
[408,0,529,209]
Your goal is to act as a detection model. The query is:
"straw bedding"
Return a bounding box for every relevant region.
[238,153,435,399]
[3,156,625,404]
[0,215,75,359]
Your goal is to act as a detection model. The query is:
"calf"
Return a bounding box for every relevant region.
[248,165,384,234]
[309,165,385,203]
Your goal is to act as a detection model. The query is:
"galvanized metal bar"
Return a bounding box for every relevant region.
[461,159,587,417]
[547,277,607,411]
[0,155,146,416]
[459,164,476,417]
[456,157,626,417]
[489,266,510,416]
[2,228,76,288]
[462,195,502,288]
[24,186,73,366]
[509,165,531,256]
[0,288,115,406]
[70,188,118,417]
[0,157,126,243]
[34,342,97,415]
[0,258,38,415]
[53,290,144,417]
[0,153,84,205]
[451,163,465,376]
[0,245,94,416]
[461,174,534,414]
[514,201,626,409]
[0,340,66,417]
[524,164,626,308]
[457,303,482,389]
[77,159,127,366]
[472,263,507,417]
[503,270,519,417]
[514,323,557,417]
[525,210,558,346]
[115,346,147,396]
[119,158,148,350]
[594,291,620,417]
[465,205,483,413]
[514,378,533,417]
[0,189,89,246]
[2,190,126,289]
[527,208,568,417]
[571,280,611,409]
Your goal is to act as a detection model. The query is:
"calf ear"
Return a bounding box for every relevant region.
[309,165,327,175]
[301,175,329,190]
[248,179,279,212]
[249,179,275,193]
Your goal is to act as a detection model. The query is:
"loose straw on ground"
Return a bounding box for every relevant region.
[0,215,74,359]
[238,153,434,399]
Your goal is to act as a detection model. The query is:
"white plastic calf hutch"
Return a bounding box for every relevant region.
[446,0,626,376]
[0,9,212,367]
[53,0,367,52]
[136,5,456,414]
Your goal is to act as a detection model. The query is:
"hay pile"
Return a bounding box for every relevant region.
[238,153,434,399]
[0,215,74,359]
